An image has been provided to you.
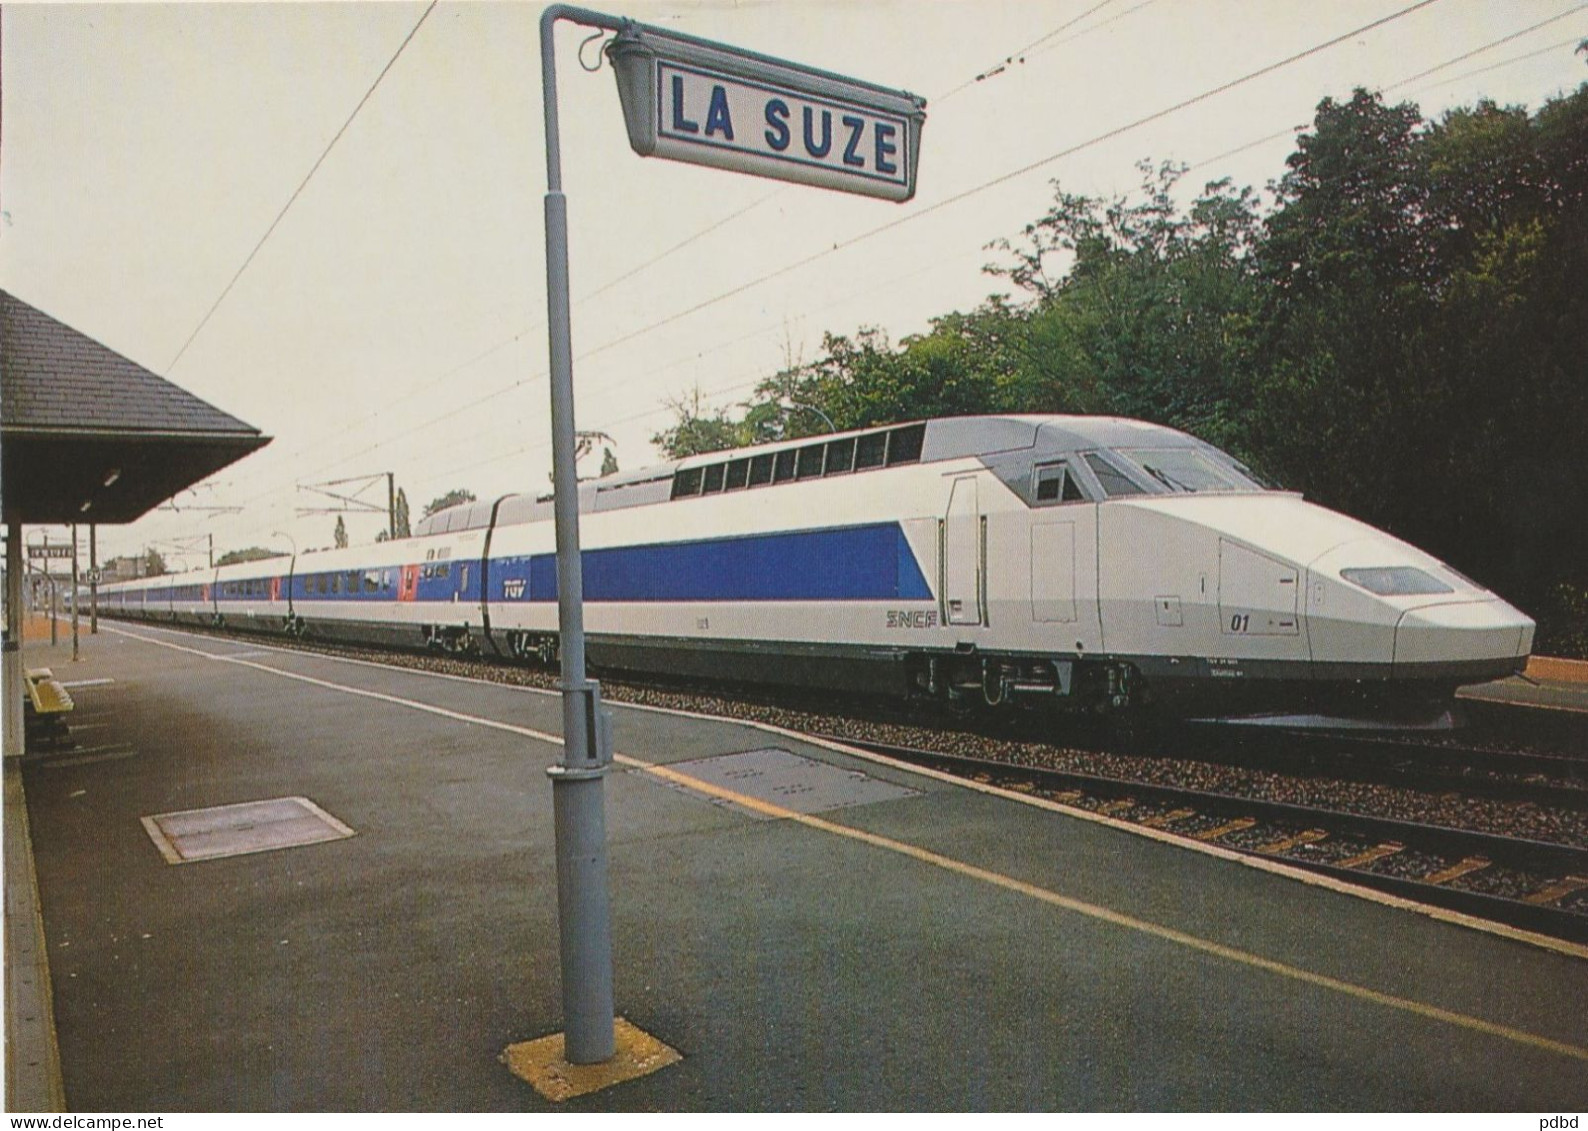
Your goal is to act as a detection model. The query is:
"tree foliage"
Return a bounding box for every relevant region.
[421,488,477,519]
[394,487,412,539]
[333,515,348,550]
[216,547,284,567]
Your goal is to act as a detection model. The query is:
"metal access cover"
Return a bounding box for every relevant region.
[668,748,920,818]
[141,796,355,865]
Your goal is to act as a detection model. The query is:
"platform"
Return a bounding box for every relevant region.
[7,623,1587,1111]
[1459,654,1588,714]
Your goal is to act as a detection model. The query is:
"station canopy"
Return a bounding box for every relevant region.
[1,290,270,525]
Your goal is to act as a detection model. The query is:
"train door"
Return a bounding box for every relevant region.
[941,476,983,626]
[1029,459,1103,653]
[398,564,419,602]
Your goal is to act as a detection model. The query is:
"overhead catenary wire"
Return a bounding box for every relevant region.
[164,1,439,374]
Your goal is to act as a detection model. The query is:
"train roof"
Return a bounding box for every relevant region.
[414,414,1214,536]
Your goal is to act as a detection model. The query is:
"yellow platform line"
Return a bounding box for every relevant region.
[628,757,1588,1066]
[113,625,1588,1066]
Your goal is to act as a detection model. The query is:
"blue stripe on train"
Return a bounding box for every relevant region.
[526,522,932,603]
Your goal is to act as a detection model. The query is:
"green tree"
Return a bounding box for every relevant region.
[651,387,754,459]
[333,515,348,549]
[143,548,167,576]
[394,488,411,538]
[599,447,619,477]
[985,161,1264,449]
[421,488,476,519]
[216,547,284,566]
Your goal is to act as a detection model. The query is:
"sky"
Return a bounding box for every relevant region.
[4,0,1586,570]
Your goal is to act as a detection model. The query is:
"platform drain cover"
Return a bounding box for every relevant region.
[141,796,355,865]
[667,747,920,818]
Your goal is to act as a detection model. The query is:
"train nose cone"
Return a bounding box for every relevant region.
[1393,599,1532,671]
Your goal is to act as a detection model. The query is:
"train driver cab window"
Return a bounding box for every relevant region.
[1034,461,1086,504]
[1083,453,1148,498]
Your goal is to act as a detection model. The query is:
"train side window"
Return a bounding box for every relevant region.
[724,458,750,490]
[316,575,328,596]
[1034,462,1086,504]
[885,423,925,465]
[671,468,703,499]
[383,570,394,591]
[773,450,797,482]
[854,431,887,470]
[364,571,379,594]
[702,463,726,494]
[1084,453,1148,497]
[748,454,774,487]
[825,437,855,474]
[796,444,825,479]
[331,573,342,595]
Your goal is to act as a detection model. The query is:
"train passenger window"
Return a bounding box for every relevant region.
[1034,463,1086,504]
[854,432,888,470]
[331,573,342,595]
[316,575,328,595]
[1083,453,1147,497]
[885,423,925,465]
[796,444,825,479]
[724,458,750,490]
[773,450,797,482]
[671,468,703,498]
[364,571,379,593]
[702,463,726,493]
[825,438,855,474]
[383,570,394,590]
[747,454,774,487]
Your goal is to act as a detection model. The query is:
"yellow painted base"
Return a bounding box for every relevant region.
[502,1017,681,1101]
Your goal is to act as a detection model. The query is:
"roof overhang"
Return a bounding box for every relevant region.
[2,290,271,526]
[2,427,271,525]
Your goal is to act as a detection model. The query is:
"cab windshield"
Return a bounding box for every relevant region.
[1112,447,1265,494]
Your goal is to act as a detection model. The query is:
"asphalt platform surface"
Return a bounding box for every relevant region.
[9,622,1588,1111]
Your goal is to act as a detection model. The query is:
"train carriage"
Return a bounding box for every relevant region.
[96,415,1534,722]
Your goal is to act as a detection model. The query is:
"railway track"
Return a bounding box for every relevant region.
[828,735,1588,944]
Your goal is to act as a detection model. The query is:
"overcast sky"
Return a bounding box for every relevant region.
[4,0,1586,568]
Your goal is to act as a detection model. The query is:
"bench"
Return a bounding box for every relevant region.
[23,668,73,747]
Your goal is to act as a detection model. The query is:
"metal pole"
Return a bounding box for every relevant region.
[3,525,24,758]
[89,525,99,635]
[45,535,57,648]
[70,525,80,662]
[539,3,626,1066]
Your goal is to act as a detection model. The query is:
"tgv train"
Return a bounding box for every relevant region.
[98,416,1534,721]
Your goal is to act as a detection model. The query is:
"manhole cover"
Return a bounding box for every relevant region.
[141,796,355,865]
[667,748,920,818]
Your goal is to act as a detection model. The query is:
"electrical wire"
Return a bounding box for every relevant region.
[165,1,439,373]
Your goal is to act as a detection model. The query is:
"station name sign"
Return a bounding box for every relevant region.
[27,545,73,560]
[606,26,926,202]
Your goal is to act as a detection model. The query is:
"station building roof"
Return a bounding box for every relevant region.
[1,290,270,524]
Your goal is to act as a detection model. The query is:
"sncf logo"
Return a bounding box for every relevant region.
[886,610,938,629]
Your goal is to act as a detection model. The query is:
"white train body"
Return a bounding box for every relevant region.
[98,416,1533,719]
